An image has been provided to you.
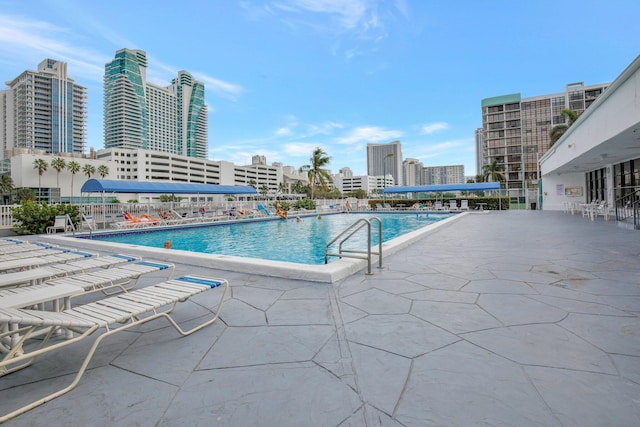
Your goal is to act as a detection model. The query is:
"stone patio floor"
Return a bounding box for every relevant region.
[1,210,639,426]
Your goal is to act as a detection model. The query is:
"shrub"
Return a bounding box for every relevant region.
[293,198,316,210]
[11,201,80,235]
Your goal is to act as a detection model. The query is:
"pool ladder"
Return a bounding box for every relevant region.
[324,217,382,275]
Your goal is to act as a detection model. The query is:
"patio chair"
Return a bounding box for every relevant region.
[449,200,458,210]
[47,215,75,234]
[460,200,469,211]
[0,275,229,422]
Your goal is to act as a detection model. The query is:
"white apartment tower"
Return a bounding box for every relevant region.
[0,59,87,160]
[367,140,403,186]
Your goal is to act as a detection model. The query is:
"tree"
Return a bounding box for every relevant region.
[33,158,48,200]
[300,147,332,199]
[259,184,269,197]
[67,160,81,202]
[549,109,579,146]
[278,182,287,195]
[291,180,308,195]
[97,165,109,178]
[82,164,96,179]
[483,159,505,183]
[0,174,14,204]
[16,188,35,202]
[50,157,67,189]
[247,179,257,189]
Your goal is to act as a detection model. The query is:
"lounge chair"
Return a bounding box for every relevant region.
[0,242,59,256]
[449,200,458,210]
[45,260,174,295]
[0,275,229,422]
[460,200,469,211]
[170,209,201,224]
[0,253,140,291]
[0,249,98,273]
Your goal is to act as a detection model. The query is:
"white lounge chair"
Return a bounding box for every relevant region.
[0,250,96,273]
[0,275,229,422]
[0,253,142,291]
[460,200,469,211]
[46,260,174,295]
[0,242,59,256]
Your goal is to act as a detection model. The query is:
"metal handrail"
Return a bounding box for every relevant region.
[324,217,383,275]
[614,189,639,228]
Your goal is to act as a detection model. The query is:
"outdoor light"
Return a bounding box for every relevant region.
[383,153,394,201]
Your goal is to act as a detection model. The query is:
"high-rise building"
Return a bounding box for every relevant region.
[480,82,608,196]
[422,165,465,185]
[367,140,403,186]
[403,158,424,186]
[104,49,207,158]
[0,59,87,160]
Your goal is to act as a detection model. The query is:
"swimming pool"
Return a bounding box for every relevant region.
[47,211,466,282]
[86,212,453,265]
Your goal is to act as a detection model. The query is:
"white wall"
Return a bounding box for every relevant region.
[541,172,586,211]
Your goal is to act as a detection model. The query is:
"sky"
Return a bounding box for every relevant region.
[0,1,638,177]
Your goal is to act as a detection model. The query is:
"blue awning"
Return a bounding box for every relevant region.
[81,179,257,195]
[384,182,501,193]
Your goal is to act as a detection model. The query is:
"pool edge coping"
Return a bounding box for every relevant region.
[40,212,468,283]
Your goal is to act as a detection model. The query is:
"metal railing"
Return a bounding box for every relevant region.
[615,189,639,229]
[325,217,382,275]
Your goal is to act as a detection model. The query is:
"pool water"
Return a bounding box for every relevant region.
[90,212,451,265]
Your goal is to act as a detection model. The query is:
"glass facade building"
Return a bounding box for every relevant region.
[104,49,208,158]
[0,59,86,160]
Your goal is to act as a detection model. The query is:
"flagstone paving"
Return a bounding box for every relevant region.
[1,211,639,426]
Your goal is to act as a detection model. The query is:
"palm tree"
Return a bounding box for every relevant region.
[549,108,579,146]
[292,180,307,195]
[50,157,67,189]
[82,164,96,181]
[0,174,14,204]
[483,159,505,183]
[299,147,332,199]
[278,182,287,195]
[97,165,109,179]
[67,160,81,203]
[33,158,48,201]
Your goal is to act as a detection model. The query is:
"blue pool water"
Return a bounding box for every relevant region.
[90,212,452,265]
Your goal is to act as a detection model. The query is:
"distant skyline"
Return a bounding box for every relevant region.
[0,0,638,176]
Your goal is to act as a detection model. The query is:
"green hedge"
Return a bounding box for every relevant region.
[369,197,510,210]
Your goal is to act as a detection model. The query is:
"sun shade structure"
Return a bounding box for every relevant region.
[383,182,501,193]
[81,179,258,195]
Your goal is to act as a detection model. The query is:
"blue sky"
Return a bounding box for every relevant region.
[0,0,638,176]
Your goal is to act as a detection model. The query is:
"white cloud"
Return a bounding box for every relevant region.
[420,122,450,134]
[336,126,403,145]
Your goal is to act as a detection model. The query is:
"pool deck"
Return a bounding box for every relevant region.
[2,210,639,426]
